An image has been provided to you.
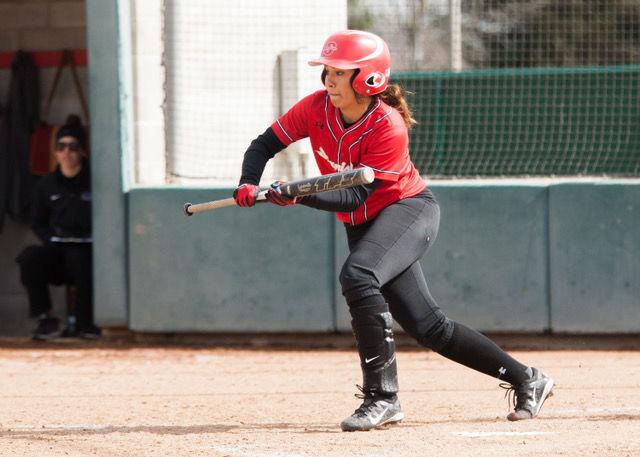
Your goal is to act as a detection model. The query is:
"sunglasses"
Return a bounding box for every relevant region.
[55,141,81,152]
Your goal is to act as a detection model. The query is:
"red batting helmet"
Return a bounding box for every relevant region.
[308,30,391,96]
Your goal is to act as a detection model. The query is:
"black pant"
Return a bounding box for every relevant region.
[340,190,530,386]
[16,243,93,326]
[341,190,451,348]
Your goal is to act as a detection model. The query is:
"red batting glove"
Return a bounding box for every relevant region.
[265,181,298,206]
[233,183,260,207]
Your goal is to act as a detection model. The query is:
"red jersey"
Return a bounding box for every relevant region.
[271,90,426,225]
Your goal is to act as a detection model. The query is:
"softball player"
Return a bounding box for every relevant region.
[234,30,554,432]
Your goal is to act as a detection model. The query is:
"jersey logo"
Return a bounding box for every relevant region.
[317,146,350,172]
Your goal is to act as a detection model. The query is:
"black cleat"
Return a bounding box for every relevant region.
[503,367,554,421]
[341,387,404,432]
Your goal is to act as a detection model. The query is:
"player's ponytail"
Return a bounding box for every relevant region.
[379,84,417,129]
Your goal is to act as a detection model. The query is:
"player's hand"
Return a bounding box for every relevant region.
[266,181,298,206]
[233,183,260,207]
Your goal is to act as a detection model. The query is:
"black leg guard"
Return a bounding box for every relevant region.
[349,298,399,396]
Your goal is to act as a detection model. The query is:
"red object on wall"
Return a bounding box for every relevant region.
[0,49,87,68]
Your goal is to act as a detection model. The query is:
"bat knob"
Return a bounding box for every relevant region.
[183,203,193,217]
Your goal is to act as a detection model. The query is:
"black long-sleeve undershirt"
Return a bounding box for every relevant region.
[299,180,380,212]
[239,128,284,185]
[239,127,380,213]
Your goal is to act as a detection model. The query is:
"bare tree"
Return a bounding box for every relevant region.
[463,0,640,68]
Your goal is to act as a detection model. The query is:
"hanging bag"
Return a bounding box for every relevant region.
[29,50,89,175]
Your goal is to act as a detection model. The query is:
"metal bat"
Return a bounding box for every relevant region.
[183,167,375,216]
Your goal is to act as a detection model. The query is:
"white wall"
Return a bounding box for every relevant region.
[130,0,165,185]
[133,0,347,185]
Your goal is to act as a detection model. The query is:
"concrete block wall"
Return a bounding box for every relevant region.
[0,0,87,125]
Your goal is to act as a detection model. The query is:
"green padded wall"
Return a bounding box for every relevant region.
[549,182,640,332]
[335,183,550,333]
[127,183,637,335]
[87,0,128,326]
[128,188,335,332]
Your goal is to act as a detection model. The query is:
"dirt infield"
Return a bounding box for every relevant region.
[1,338,639,457]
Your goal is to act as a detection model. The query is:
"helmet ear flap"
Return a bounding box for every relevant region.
[353,68,390,95]
[365,72,386,89]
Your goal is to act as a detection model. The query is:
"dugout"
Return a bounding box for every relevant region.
[0,0,89,336]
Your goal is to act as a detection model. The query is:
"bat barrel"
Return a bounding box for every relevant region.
[280,166,374,197]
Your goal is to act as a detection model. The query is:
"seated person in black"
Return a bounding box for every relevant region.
[16,116,99,339]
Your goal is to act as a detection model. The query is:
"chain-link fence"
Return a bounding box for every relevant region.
[357,0,640,176]
[160,1,640,183]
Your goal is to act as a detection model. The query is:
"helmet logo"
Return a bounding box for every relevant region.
[322,41,338,57]
[365,72,386,88]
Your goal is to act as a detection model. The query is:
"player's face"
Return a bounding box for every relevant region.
[324,66,358,110]
[54,135,84,169]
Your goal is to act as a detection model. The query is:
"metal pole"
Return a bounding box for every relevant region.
[449,0,462,71]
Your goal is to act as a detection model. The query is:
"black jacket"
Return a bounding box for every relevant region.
[31,161,91,244]
[0,51,40,229]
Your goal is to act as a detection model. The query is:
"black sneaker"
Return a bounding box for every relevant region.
[503,367,554,421]
[79,324,101,339]
[32,317,59,340]
[340,386,404,432]
[60,325,79,338]
[61,316,79,338]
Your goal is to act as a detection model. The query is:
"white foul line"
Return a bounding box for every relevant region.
[453,431,556,438]
[196,445,307,457]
